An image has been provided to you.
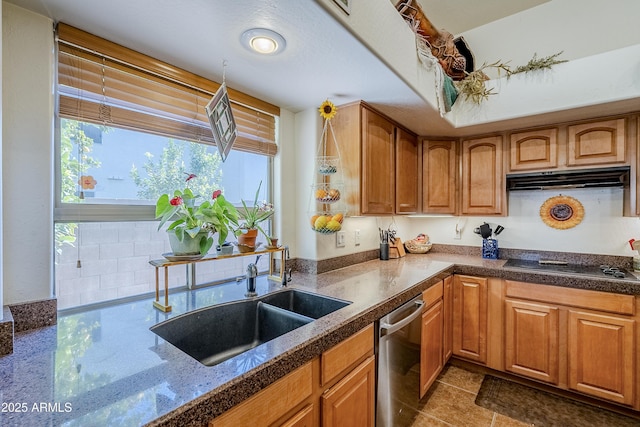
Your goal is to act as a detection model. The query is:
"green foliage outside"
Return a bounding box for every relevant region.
[56,119,102,255]
[130,139,223,202]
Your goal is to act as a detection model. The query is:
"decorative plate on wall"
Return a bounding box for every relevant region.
[539,195,584,229]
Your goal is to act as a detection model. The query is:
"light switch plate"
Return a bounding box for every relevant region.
[336,231,346,247]
[355,229,361,246]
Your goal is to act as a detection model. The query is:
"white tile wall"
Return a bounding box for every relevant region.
[55,221,270,310]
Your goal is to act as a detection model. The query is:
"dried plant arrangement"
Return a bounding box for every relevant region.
[456,52,567,104]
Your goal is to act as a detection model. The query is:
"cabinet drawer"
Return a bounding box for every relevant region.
[423,280,444,308]
[321,324,374,386]
[209,362,313,427]
[505,280,635,315]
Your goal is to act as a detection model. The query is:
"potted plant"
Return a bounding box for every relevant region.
[156,178,239,256]
[235,181,275,248]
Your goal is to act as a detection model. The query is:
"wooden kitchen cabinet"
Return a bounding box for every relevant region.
[568,310,635,405]
[322,355,376,427]
[396,127,420,214]
[330,101,418,216]
[461,135,505,215]
[504,280,637,408]
[420,281,445,397]
[442,275,453,361]
[504,299,559,385]
[420,300,444,398]
[211,325,374,427]
[422,139,457,214]
[209,362,313,427]
[509,127,558,171]
[452,275,488,364]
[567,118,626,166]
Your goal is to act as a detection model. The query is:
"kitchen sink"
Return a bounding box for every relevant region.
[150,289,351,366]
[260,289,351,319]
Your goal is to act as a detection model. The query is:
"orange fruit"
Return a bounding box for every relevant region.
[332,213,344,223]
[310,215,320,228]
[315,189,327,199]
[328,188,341,200]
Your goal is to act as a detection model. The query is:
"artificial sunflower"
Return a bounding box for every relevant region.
[318,100,337,121]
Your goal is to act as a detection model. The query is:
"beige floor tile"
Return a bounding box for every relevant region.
[435,364,485,394]
[492,413,535,427]
[417,381,494,427]
[411,412,453,426]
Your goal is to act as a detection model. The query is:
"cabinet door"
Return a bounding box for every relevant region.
[443,275,453,361]
[461,136,504,215]
[395,128,420,214]
[361,107,395,215]
[568,310,635,405]
[509,128,558,171]
[322,355,375,427]
[452,275,488,363]
[567,118,626,166]
[505,299,559,384]
[280,404,314,427]
[423,140,457,214]
[420,300,444,398]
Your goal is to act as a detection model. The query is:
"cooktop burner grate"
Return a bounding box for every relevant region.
[503,259,638,281]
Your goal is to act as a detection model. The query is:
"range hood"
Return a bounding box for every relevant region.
[506,166,630,191]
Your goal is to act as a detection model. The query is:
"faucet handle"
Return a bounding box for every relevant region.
[282,268,292,287]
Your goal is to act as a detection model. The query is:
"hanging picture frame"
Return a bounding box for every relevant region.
[205,82,237,161]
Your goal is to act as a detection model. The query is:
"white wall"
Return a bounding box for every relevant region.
[2,3,53,305]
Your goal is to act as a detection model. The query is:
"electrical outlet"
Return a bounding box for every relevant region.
[355,229,361,246]
[454,228,462,240]
[336,231,346,247]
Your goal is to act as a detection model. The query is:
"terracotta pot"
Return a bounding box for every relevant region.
[237,228,258,247]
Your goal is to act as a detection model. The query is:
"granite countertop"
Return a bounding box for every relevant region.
[1,253,638,427]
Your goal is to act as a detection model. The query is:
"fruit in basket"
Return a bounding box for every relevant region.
[332,213,344,223]
[315,188,327,200]
[310,215,320,229]
[326,219,342,231]
[314,215,329,230]
[328,188,340,200]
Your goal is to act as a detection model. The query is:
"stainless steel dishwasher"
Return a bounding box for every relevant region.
[376,294,425,427]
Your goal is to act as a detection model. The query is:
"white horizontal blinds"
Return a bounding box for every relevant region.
[56,23,278,156]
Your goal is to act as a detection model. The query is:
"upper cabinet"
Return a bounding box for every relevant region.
[567,118,626,166]
[509,128,558,171]
[331,101,418,216]
[461,135,505,216]
[508,118,628,172]
[422,140,457,214]
[396,128,420,214]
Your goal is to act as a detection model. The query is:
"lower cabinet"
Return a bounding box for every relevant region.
[209,324,375,427]
[321,356,376,427]
[504,280,637,408]
[568,309,635,405]
[504,298,559,385]
[420,299,444,397]
[452,275,488,364]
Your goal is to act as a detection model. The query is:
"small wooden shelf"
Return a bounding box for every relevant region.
[149,247,285,312]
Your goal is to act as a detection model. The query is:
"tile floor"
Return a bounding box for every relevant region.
[410,364,532,427]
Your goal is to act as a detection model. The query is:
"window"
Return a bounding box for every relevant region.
[54,24,277,310]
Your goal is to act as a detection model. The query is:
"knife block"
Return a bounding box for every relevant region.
[389,238,406,258]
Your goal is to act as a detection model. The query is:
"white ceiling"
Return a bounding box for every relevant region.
[4,0,638,137]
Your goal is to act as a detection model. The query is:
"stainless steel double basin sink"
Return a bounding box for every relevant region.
[150,289,351,366]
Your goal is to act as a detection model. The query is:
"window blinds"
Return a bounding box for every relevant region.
[56,23,278,156]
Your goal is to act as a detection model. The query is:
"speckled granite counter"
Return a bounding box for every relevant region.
[1,254,638,426]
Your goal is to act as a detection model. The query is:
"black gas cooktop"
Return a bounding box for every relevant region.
[503,259,638,281]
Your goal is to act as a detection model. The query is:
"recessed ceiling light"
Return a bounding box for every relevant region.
[241,28,286,55]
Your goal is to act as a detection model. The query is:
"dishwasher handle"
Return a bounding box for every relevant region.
[380,300,424,337]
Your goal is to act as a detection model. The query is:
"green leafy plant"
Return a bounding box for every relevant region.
[235,181,274,241]
[155,175,239,255]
